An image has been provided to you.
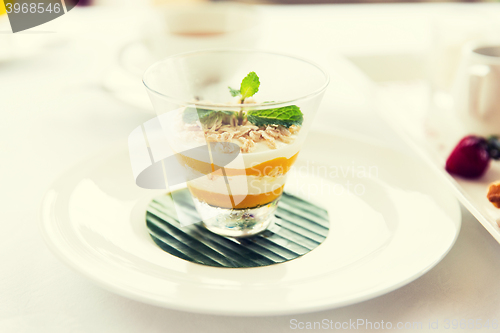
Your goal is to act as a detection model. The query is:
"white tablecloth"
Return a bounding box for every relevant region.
[2,3,500,332]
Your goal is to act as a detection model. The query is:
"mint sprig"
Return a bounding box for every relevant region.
[185,72,303,129]
[229,72,260,100]
[240,72,260,99]
[182,107,213,124]
[228,87,240,97]
[247,105,303,128]
[182,107,236,127]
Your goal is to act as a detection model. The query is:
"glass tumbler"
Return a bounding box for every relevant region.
[143,49,329,237]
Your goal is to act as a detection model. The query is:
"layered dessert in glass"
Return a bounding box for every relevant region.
[143,50,329,237]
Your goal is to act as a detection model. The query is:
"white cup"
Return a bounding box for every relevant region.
[453,41,500,136]
[146,3,261,55]
[120,3,262,78]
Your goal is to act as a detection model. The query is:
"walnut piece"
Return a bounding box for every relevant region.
[487,181,500,209]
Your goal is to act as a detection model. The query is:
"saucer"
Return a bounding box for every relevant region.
[40,130,460,315]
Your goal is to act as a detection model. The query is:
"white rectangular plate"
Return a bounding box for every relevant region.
[376,82,500,243]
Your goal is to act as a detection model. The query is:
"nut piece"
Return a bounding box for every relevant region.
[238,137,255,153]
[487,181,500,209]
[289,125,300,134]
[248,130,262,142]
[220,132,232,142]
[265,126,280,138]
[260,130,277,149]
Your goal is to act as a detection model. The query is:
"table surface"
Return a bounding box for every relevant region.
[2,3,500,332]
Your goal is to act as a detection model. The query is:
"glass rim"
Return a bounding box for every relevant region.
[142,48,330,110]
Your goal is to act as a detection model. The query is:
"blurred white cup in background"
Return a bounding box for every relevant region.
[430,13,500,94]
[120,2,262,78]
[453,41,500,136]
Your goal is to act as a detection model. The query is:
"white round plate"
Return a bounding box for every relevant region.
[40,131,461,316]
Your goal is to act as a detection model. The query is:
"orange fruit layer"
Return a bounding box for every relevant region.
[177,152,299,177]
[189,185,284,209]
